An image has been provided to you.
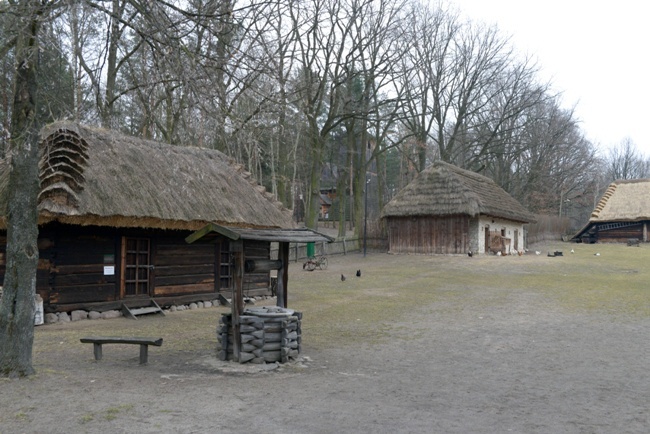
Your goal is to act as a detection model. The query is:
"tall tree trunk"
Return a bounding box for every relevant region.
[304,138,322,229]
[0,0,42,378]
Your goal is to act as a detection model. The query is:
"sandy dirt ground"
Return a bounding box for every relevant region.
[1,244,650,434]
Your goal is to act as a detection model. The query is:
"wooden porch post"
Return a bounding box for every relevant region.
[276,241,290,308]
[231,240,244,362]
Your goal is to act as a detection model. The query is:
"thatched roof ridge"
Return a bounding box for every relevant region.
[588,178,650,222]
[0,121,295,230]
[381,161,535,223]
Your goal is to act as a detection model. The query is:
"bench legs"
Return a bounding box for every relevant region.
[93,343,103,361]
[139,344,149,365]
[91,343,149,365]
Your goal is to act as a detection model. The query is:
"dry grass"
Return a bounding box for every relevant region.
[32,241,650,360]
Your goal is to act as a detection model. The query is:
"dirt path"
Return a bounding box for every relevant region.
[2,247,650,433]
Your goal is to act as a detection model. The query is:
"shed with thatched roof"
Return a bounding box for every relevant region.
[571,179,650,243]
[0,122,326,315]
[381,161,535,255]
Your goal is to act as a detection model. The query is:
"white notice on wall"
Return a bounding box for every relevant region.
[104,266,115,276]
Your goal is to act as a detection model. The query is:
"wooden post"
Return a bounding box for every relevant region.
[139,344,149,365]
[231,240,244,362]
[93,343,103,361]
[276,242,290,308]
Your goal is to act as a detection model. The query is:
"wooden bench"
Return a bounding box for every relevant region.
[80,336,163,365]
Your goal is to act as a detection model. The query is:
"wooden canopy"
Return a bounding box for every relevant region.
[185,223,334,244]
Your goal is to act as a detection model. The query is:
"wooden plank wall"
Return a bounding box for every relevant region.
[42,226,118,308]
[0,225,275,312]
[597,224,644,243]
[153,235,216,297]
[387,215,469,254]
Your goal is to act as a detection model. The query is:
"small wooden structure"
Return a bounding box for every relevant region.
[572,179,650,243]
[186,223,332,363]
[382,161,535,255]
[0,122,301,313]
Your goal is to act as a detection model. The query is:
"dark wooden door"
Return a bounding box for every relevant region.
[120,237,151,298]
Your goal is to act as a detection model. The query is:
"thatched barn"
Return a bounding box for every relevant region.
[572,179,650,243]
[381,161,535,255]
[0,122,326,314]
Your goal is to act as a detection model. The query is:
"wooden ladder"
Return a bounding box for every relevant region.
[121,300,165,320]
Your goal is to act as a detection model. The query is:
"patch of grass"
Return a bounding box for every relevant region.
[79,413,94,424]
[104,403,134,421]
[14,412,29,421]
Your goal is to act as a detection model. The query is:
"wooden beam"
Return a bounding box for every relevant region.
[277,242,289,308]
[231,240,244,362]
[185,223,241,244]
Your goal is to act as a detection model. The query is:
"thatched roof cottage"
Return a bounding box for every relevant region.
[572,179,650,243]
[382,161,535,255]
[0,122,326,315]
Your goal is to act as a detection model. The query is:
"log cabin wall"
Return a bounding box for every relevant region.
[0,223,274,313]
[386,215,470,255]
[43,225,118,311]
[0,234,52,304]
[595,223,644,243]
[152,234,217,298]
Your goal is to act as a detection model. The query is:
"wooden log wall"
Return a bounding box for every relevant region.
[0,225,277,313]
[596,224,644,243]
[153,235,216,296]
[0,236,52,299]
[217,312,302,363]
[41,226,117,311]
[387,215,469,254]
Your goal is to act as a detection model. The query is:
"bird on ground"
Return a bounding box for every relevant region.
[535,251,541,255]
[518,250,524,256]
[594,253,601,256]
[571,249,575,253]
[468,251,473,257]
[356,269,361,277]
[341,274,346,281]
[496,251,502,256]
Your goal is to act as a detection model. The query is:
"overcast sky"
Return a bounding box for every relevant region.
[450,0,650,157]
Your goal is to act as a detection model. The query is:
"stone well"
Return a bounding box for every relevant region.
[217,306,302,363]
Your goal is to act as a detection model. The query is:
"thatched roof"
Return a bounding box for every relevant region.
[0,122,295,231]
[381,161,535,223]
[588,179,650,222]
[570,179,650,241]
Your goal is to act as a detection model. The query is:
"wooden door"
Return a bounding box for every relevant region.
[120,237,151,298]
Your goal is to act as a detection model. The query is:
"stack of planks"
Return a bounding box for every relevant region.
[217,311,301,363]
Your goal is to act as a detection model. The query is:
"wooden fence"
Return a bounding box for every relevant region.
[270,236,388,262]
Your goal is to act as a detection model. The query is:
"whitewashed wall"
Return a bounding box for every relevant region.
[477,215,527,254]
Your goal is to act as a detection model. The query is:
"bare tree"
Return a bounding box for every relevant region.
[605,138,649,181]
[0,0,60,378]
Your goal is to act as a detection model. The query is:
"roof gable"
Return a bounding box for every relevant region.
[381,161,535,223]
